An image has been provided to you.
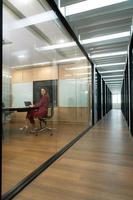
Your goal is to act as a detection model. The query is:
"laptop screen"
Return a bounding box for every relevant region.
[24,101,32,106]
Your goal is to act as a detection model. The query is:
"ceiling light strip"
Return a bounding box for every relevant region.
[91,51,127,58]
[96,62,125,67]
[62,0,127,16]
[102,75,123,78]
[100,69,124,74]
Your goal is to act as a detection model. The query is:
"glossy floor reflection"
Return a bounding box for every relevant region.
[13,109,133,200]
[2,121,88,194]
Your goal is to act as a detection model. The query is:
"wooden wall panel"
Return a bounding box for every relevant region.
[12,65,58,83]
[12,70,23,83]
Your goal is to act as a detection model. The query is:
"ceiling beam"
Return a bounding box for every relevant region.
[3,0,66,58]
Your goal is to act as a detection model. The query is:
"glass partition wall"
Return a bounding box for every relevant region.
[2,0,92,194]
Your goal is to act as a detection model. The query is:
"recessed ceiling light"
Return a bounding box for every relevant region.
[104,78,123,81]
[59,39,65,43]
[102,75,123,78]
[11,56,87,69]
[82,31,130,45]
[18,55,25,58]
[100,69,124,74]
[61,0,127,16]
[57,57,86,63]
[36,41,75,51]
[36,32,129,51]
[22,0,32,5]
[96,62,125,67]
[91,51,127,58]
[105,80,122,83]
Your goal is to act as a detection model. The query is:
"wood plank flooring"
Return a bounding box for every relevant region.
[2,122,88,194]
[13,110,133,200]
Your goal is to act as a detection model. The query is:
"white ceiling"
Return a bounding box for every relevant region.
[3,0,83,67]
[57,0,133,94]
[3,0,133,94]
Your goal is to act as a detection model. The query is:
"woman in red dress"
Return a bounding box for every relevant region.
[26,88,50,129]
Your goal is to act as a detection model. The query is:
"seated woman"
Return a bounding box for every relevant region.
[25,88,50,131]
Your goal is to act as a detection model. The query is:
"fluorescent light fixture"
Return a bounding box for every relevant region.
[104,78,123,81]
[11,61,51,69]
[91,51,127,58]
[109,85,121,86]
[108,84,121,87]
[59,39,65,43]
[32,62,51,66]
[102,75,123,78]
[100,69,124,74]
[105,80,122,83]
[18,55,25,58]
[23,0,32,5]
[96,62,125,67]
[60,0,127,16]
[82,31,130,45]
[36,32,129,51]
[11,56,86,69]
[65,66,90,70]
[36,41,75,51]
[57,57,86,63]
[108,83,122,84]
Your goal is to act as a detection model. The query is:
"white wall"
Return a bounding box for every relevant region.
[12,82,33,107]
[112,94,121,109]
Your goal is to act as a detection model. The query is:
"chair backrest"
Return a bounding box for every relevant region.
[47,106,54,118]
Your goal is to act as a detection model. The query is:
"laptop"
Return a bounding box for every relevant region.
[24,101,32,107]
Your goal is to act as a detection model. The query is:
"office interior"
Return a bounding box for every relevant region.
[1,0,133,199]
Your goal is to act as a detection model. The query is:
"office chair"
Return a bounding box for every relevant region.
[34,106,55,136]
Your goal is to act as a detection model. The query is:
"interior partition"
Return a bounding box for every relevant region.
[2,1,92,195]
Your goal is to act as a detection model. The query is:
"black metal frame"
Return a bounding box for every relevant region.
[106,85,112,113]
[102,79,106,116]
[97,69,102,120]
[121,62,129,125]
[45,0,95,125]
[0,0,3,198]
[92,65,95,125]
[121,33,133,135]
[129,33,133,135]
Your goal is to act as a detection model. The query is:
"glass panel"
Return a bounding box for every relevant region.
[2,0,92,194]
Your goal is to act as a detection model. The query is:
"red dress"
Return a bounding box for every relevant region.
[26,95,49,124]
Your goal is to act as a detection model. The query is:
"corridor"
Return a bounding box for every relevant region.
[14,109,133,200]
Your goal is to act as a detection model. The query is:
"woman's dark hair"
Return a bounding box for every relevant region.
[41,87,50,100]
[41,87,48,95]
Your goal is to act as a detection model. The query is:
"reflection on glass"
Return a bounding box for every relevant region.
[2,0,92,194]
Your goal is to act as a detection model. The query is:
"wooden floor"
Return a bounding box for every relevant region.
[2,121,88,193]
[13,110,133,200]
